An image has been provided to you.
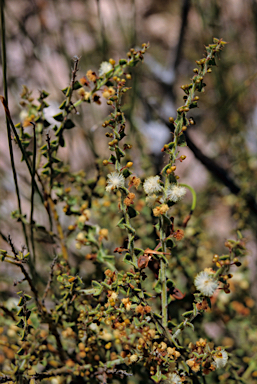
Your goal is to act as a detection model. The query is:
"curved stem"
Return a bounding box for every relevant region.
[180,183,197,212]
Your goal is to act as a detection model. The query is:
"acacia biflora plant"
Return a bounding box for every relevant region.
[0,38,247,384]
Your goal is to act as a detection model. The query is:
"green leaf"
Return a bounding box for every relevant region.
[40,90,49,99]
[208,57,216,66]
[17,297,25,306]
[41,169,50,175]
[127,206,138,219]
[182,310,194,317]
[73,81,82,90]
[16,318,25,328]
[134,248,144,256]
[166,279,175,289]
[116,218,125,229]
[166,237,175,249]
[189,101,198,109]
[177,133,187,147]
[64,119,75,129]
[53,112,63,122]
[115,147,125,157]
[122,168,132,178]
[17,307,25,317]
[43,119,51,128]
[167,320,176,329]
[59,134,65,147]
[20,330,26,341]
[154,280,162,294]
[59,100,67,109]
[51,157,62,163]
[123,223,135,234]
[119,59,127,65]
[21,140,30,148]
[62,87,68,95]
[80,281,103,297]
[65,87,71,97]
[16,348,25,356]
[108,154,116,164]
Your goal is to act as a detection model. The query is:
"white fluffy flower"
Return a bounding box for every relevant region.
[106,172,125,192]
[213,350,228,369]
[99,61,113,76]
[166,184,186,202]
[143,176,163,195]
[194,270,219,297]
[166,373,182,384]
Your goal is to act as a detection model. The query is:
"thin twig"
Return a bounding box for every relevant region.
[173,0,191,71]
[0,96,43,203]
[42,255,58,305]
[141,96,257,216]
[0,0,29,254]
[30,122,37,265]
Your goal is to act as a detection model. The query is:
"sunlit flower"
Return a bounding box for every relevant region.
[159,342,167,351]
[186,358,200,372]
[102,87,115,99]
[84,92,91,101]
[122,297,132,311]
[130,354,138,363]
[99,61,113,76]
[167,373,182,383]
[213,350,228,369]
[106,172,125,192]
[143,176,162,195]
[195,270,219,297]
[109,291,118,300]
[166,184,186,202]
[129,175,141,189]
[153,204,169,217]
[86,70,97,82]
[76,232,85,241]
[167,347,181,359]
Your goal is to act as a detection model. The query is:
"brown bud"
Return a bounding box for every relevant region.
[138,254,150,269]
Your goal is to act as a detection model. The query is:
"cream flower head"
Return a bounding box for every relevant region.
[106,172,125,192]
[213,350,228,369]
[194,270,219,297]
[143,175,163,195]
[166,373,182,383]
[166,184,186,203]
[99,61,113,76]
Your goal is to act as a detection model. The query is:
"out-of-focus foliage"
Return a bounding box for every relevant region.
[0,1,257,384]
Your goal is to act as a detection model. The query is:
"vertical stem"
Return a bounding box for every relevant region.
[0,0,29,252]
[125,211,136,266]
[48,197,69,263]
[30,123,36,264]
[96,0,108,60]
[160,218,168,327]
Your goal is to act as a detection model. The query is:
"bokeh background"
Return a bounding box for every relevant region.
[0,0,257,380]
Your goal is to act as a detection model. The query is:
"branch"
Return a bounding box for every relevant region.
[142,96,257,216]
